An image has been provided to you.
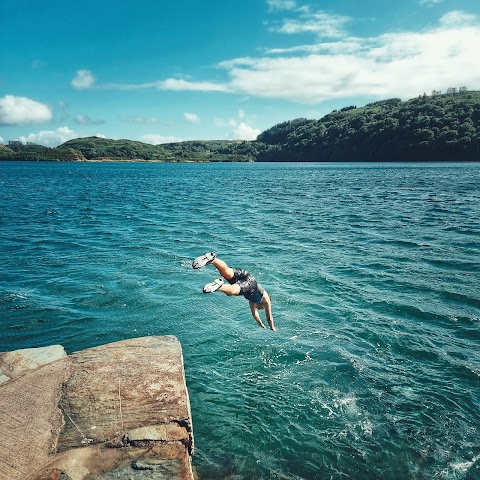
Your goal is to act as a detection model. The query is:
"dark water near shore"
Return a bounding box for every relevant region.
[1,161,479,479]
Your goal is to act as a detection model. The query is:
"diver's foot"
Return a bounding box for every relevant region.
[192,251,217,269]
[203,278,224,293]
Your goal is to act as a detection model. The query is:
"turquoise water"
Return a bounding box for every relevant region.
[1,161,479,479]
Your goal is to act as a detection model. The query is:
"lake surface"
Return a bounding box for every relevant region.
[1,161,479,479]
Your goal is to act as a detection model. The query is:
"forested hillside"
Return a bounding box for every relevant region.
[1,91,479,162]
[257,91,480,161]
[0,137,258,162]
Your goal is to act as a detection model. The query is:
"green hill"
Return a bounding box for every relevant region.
[0,144,14,155]
[1,91,479,162]
[59,137,256,162]
[60,137,172,161]
[257,91,480,161]
[0,141,84,161]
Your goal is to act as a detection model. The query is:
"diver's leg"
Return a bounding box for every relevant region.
[210,258,235,281]
[218,282,240,296]
[203,279,240,295]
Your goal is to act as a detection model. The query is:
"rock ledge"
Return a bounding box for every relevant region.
[0,336,194,480]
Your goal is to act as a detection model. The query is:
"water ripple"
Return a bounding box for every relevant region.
[1,161,479,479]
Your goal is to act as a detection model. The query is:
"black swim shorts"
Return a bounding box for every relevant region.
[228,268,265,303]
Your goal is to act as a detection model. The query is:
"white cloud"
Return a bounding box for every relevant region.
[419,0,443,5]
[0,95,52,125]
[62,11,480,108]
[232,122,261,140]
[265,40,363,55]
[214,110,259,139]
[120,115,161,124]
[74,114,105,125]
[267,0,297,11]
[95,77,229,93]
[158,78,228,92]
[0,136,5,144]
[139,134,182,145]
[184,112,200,123]
[272,11,351,38]
[16,127,78,147]
[71,70,96,90]
[226,109,260,140]
[217,11,480,103]
[440,10,476,26]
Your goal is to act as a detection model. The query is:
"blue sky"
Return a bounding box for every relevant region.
[1,0,479,147]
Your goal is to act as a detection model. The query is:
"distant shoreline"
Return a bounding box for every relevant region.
[2,158,479,164]
[2,91,480,163]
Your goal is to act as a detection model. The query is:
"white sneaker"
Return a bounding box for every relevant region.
[203,278,224,293]
[192,251,217,269]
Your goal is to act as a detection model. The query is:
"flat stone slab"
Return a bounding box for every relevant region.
[0,344,67,383]
[0,357,71,480]
[0,336,194,480]
[58,336,193,453]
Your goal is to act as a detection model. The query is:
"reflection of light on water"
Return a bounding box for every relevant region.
[4,292,29,301]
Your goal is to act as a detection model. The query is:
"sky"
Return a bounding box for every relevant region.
[1,0,480,147]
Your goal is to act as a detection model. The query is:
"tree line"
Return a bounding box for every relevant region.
[255,91,480,161]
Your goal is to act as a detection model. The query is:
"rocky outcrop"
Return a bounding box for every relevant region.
[0,336,194,480]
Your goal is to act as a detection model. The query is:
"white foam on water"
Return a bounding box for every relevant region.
[437,453,480,479]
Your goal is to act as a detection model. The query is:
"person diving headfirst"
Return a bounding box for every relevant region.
[192,252,276,331]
